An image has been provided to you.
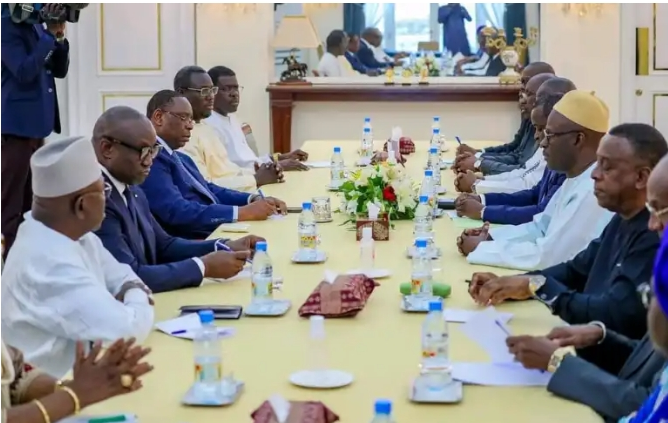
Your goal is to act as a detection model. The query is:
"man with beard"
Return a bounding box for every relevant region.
[93,106,262,293]
[174,66,282,191]
[205,65,309,171]
[139,90,286,239]
[455,61,555,175]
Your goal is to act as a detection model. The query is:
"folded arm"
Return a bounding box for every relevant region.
[1,20,57,84]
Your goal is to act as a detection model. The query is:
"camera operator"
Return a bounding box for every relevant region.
[1,3,70,257]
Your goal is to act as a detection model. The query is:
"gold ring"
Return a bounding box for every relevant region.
[120,374,134,388]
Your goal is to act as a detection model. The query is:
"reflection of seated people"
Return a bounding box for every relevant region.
[484,31,506,77]
[456,26,491,76]
[357,27,401,70]
[345,34,378,76]
[317,30,360,77]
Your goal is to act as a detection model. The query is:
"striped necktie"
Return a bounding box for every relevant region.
[172,153,218,204]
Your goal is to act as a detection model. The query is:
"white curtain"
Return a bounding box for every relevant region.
[475,3,505,28]
[364,3,384,28]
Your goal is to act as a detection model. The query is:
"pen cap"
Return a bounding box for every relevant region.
[198,310,214,324]
[302,202,312,211]
[309,315,325,339]
[428,301,443,312]
[256,241,267,252]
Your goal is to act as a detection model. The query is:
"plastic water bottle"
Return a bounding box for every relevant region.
[370,399,395,423]
[431,116,441,133]
[359,226,375,271]
[361,127,374,159]
[363,116,373,136]
[414,195,433,245]
[193,310,222,399]
[251,241,272,304]
[330,147,345,187]
[298,202,318,259]
[430,127,442,156]
[421,301,451,390]
[420,169,434,210]
[428,147,442,194]
[411,239,433,297]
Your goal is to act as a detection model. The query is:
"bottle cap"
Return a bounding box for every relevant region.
[419,195,428,203]
[333,147,341,153]
[362,227,373,240]
[429,300,443,312]
[198,310,214,324]
[415,238,427,248]
[433,116,440,121]
[433,127,440,134]
[425,169,433,177]
[302,202,312,210]
[255,241,267,252]
[364,117,371,122]
[363,127,371,133]
[430,147,438,154]
[309,315,325,339]
[374,399,392,415]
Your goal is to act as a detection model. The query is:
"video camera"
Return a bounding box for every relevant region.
[1,3,88,25]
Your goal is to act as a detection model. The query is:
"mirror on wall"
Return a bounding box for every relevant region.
[274,3,540,78]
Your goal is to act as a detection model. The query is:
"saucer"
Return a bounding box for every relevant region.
[409,376,463,403]
[182,379,244,407]
[345,268,391,279]
[289,370,354,389]
[244,299,292,317]
[291,250,327,263]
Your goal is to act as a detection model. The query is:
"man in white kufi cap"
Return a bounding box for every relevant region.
[1,136,155,379]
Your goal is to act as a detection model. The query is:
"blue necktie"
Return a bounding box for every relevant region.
[172,153,218,204]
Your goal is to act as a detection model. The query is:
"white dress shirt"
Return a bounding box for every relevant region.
[156,136,241,221]
[205,111,270,170]
[475,148,546,195]
[317,52,359,77]
[361,38,392,63]
[467,163,614,271]
[1,213,155,378]
[100,165,205,278]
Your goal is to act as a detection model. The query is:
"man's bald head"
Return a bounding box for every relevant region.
[361,27,382,46]
[93,106,158,186]
[521,62,555,88]
[526,73,555,93]
[537,77,577,97]
[520,73,554,119]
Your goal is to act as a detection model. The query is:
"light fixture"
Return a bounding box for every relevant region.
[561,3,603,17]
[272,15,321,84]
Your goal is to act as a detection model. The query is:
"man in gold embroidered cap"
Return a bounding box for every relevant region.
[459,90,615,271]
[1,136,154,378]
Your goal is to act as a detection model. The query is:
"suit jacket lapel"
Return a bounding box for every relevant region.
[126,186,157,263]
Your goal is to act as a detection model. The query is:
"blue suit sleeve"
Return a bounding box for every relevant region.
[140,155,237,237]
[485,184,540,208]
[1,19,57,84]
[50,39,70,78]
[481,184,542,225]
[96,208,204,294]
[208,183,251,206]
[357,46,388,70]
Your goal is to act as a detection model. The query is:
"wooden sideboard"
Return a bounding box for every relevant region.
[266,83,520,153]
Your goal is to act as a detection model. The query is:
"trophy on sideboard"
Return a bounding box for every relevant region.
[384,67,395,85]
[401,67,413,86]
[484,26,538,85]
[418,65,429,85]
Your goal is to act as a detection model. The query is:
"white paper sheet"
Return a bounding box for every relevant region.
[305,161,331,168]
[268,394,292,423]
[459,307,514,363]
[56,414,137,423]
[216,223,251,233]
[268,214,285,220]
[205,268,251,284]
[443,308,513,324]
[452,362,552,386]
[155,313,236,340]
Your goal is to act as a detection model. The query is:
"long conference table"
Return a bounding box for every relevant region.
[87,140,602,422]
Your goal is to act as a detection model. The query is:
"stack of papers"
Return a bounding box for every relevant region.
[155,313,236,340]
[455,308,552,386]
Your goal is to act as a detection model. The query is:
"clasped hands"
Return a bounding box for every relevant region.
[466,272,605,370]
[456,223,491,256]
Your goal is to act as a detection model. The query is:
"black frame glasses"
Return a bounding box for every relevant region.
[185,86,219,97]
[106,137,162,162]
[543,130,582,142]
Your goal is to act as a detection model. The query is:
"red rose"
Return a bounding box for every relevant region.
[383,186,397,202]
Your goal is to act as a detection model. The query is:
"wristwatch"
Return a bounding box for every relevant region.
[528,275,546,296]
[547,348,572,373]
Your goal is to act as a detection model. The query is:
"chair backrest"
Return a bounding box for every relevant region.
[241,123,260,155]
[418,41,440,52]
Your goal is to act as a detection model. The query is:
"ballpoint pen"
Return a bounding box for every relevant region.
[88,415,129,423]
[214,239,252,264]
[495,320,511,337]
[455,136,462,145]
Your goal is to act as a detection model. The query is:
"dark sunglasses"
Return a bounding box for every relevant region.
[106,137,162,162]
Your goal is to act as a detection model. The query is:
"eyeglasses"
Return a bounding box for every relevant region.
[184,86,219,97]
[106,137,162,162]
[164,111,194,124]
[646,202,668,218]
[543,130,582,142]
[219,85,244,93]
[637,282,653,308]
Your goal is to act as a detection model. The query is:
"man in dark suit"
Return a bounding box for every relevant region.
[356,27,396,70]
[93,106,262,293]
[1,4,70,256]
[140,90,285,239]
